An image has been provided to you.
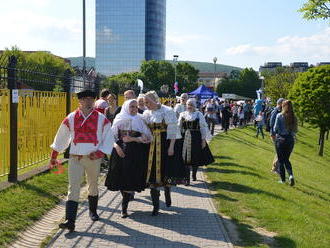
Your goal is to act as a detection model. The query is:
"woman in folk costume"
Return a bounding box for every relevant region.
[143,91,186,216]
[105,99,151,218]
[50,89,114,232]
[178,98,214,185]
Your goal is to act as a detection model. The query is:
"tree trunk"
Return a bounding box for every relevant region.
[326,130,329,140]
[318,128,325,156]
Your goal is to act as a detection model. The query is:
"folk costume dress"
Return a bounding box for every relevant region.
[143,105,186,187]
[178,110,214,167]
[105,100,151,192]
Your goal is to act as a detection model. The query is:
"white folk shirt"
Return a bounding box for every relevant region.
[50,109,114,155]
[174,104,186,117]
[143,105,181,139]
[178,111,210,140]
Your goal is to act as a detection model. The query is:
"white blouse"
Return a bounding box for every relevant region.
[178,111,210,140]
[143,105,181,139]
[174,104,186,117]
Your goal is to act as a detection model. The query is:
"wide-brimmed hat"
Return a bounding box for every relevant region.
[77,89,97,99]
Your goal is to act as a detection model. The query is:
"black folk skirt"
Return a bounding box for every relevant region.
[146,132,186,186]
[105,139,148,192]
[180,130,214,167]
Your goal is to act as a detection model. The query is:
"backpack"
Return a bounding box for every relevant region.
[265,107,274,132]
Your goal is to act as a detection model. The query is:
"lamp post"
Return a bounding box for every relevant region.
[259,75,265,99]
[213,57,217,89]
[173,54,179,84]
[83,0,86,86]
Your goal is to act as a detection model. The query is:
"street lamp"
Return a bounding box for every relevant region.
[173,55,179,83]
[83,0,86,86]
[213,57,217,89]
[258,75,265,99]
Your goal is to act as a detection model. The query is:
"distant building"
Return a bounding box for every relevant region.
[259,62,282,73]
[317,62,330,66]
[95,0,166,76]
[290,62,309,72]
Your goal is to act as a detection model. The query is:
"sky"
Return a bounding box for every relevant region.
[0,0,329,70]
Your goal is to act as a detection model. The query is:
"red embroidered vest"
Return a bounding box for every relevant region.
[73,109,99,146]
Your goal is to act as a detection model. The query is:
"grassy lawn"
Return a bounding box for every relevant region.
[0,164,68,247]
[207,126,330,248]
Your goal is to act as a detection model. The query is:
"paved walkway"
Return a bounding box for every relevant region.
[46,168,232,248]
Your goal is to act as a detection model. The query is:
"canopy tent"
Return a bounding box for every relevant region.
[188,85,218,99]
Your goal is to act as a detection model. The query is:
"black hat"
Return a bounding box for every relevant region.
[77,89,97,99]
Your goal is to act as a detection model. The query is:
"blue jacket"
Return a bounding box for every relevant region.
[273,113,296,136]
[269,107,281,136]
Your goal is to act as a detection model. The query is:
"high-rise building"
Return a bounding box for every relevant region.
[96,0,166,76]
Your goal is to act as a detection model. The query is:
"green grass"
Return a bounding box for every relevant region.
[207,126,330,248]
[0,164,68,247]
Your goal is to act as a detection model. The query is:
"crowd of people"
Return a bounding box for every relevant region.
[49,88,298,233]
[49,89,215,233]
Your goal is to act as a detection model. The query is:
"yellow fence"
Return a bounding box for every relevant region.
[71,93,79,112]
[17,90,66,170]
[0,90,10,176]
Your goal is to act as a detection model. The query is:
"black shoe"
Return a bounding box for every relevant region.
[122,192,130,218]
[150,188,160,216]
[59,201,78,232]
[289,176,295,186]
[88,195,99,221]
[164,187,171,207]
[59,220,75,232]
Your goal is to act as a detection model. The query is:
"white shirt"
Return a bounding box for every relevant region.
[50,109,114,155]
[143,105,181,139]
[178,111,210,140]
[174,104,186,117]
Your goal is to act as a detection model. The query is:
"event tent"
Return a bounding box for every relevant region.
[188,85,218,99]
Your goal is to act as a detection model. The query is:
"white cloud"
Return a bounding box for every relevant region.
[225,28,330,62]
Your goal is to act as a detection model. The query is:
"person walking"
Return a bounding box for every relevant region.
[94,89,111,114]
[143,91,186,216]
[105,99,151,218]
[270,98,285,173]
[50,89,114,232]
[273,100,298,186]
[255,111,265,139]
[174,93,188,118]
[221,101,231,133]
[178,99,214,185]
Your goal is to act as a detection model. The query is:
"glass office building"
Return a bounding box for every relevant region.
[96,0,166,76]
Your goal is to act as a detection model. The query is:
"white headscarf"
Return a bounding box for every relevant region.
[112,99,151,138]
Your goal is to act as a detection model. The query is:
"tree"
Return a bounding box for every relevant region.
[299,0,330,21]
[3,47,73,91]
[289,65,330,156]
[103,72,141,94]
[217,68,261,99]
[264,68,299,105]
[176,62,199,93]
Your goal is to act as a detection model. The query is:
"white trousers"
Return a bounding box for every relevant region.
[67,156,101,202]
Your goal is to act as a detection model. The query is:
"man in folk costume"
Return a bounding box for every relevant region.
[174,93,189,118]
[50,89,114,232]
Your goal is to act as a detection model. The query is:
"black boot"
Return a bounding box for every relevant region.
[185,167,191,186]
[122,192,130,218]
[150,188,160,216]
[164,186,172,207]
[59,201,78,232]
[192,166,198,181]
[88,195,99,221]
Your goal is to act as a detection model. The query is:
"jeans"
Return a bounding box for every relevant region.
[206,117,216,135]
[275,135,294,182]
[256,125,264,138]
